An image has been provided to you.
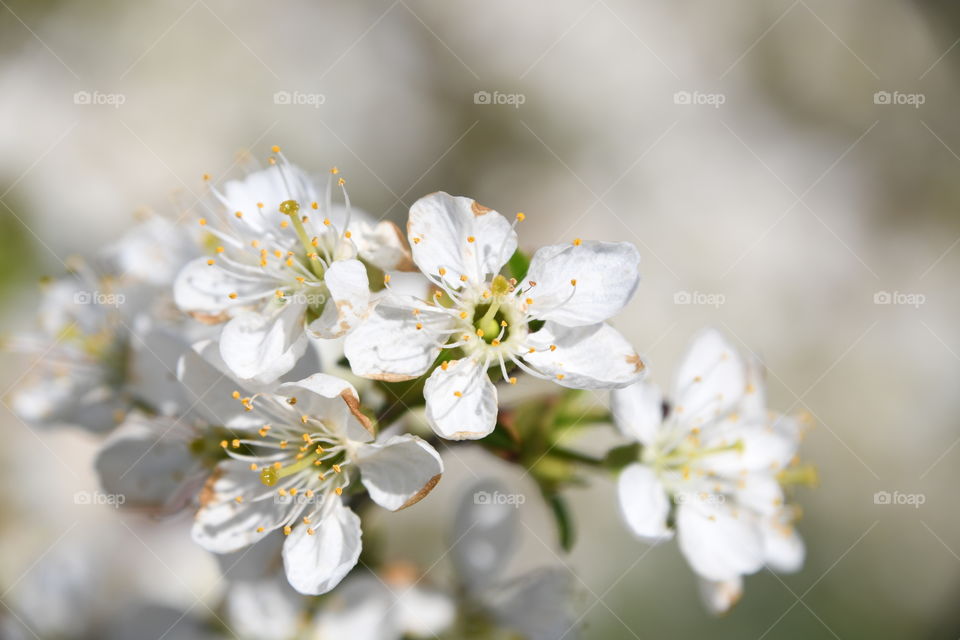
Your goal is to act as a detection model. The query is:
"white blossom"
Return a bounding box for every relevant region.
[345,191,646,440]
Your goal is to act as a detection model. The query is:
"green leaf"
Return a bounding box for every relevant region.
[505,248,530,282]
[602,442,642,471]
[547,492,575,552]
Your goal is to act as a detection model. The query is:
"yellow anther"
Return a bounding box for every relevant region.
[556,373,565,380]
[384,274,391,284]
[278,488,287,496]
[305,489,314,497]
[453,391,463,397]
[311,237,319,247]
[235,211,243,219]
[311,201,319,209]
[280,220,289,228]
[202,173,211,181]
[500,320,507,327]
[491,339,501,346]
[219,440,228,448]
[516,212,525,221]
[509,377,517,384]
[460,274,468,282]
[570,279,577,286]
[330,166,339,174]
[250,463,258,471]
[549,344,557,351]
[216,246,225,253]
[232,439,240,448]
[301,415,309,424]
[573,238,582,246]
[323,218,331,226]
[206,259,215,266]
[413,237,421,244]
[307,528,315,535]
[441,361,450,370]
[460,311,468,319]
[332,464,342,473]
[280,441,288,449]
[198,218,207,226]
[344,230,352,238]
[273,461,282,470]
[228,292,238,299]
[303,517,311,524]
[335,487,343,495]
[438,267,447,276]
[467,236,475,243]
[256,527,264,533]
[289,488,298,495]
[416,323,423,330]
[234,496,243,503]
[476,328,485,338]
[526,297,533,305]
[271,145,281,153]
[338,177,345,186]
[288,397,297,405]
[283,526,292,535]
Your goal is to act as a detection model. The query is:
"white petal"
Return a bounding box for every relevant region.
[282,495,362,595]
[524,241,640,326]
[220,302,308,383]
[617,463,673,542]
[219,164,320,235]
[94,413,201,515]
[699,422,797,477]
[275,374,374,442]
[408,192,517,287]
[761,512,805,573]
[226,573,304,640]
[344,295,453,381]
[423,358,497,440]
[524,322,646,389]
[395,586,455,637]
[352,220,415,271]
[676,502,764,582]
[451,479,518,590]
[312,575,395,640]
[174,257,262,314]
[611,382,663,446]
[309,259,371,339]
[192,460,290,553]
[127,318,190,416]
[486,568,579,640]
[671,328,746,431]
[698,577,743,616]
[176,341,263,430]
[356,435,443,510]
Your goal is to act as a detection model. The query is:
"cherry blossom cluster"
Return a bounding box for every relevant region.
[7,148,813,637]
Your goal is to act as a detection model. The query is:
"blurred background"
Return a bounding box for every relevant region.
[1,0,959,637]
